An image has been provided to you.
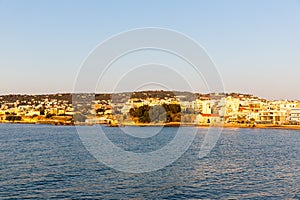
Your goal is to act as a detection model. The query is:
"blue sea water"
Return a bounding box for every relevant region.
[0,124,299,199]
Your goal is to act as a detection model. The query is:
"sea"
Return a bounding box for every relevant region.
[0,124,299,199]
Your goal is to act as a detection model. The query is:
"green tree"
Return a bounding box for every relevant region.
[73,113,87,122]
[6,115,21,121]
[40,110,45,116]
[149,105,166,122]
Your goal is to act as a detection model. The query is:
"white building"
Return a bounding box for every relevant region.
[290,108,300,123]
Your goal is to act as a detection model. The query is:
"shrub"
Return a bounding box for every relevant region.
[6,115,22,121]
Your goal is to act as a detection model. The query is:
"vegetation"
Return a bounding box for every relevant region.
[40,109,45,116]
[46,113,55,118]
[96,108,105,114]
[73,113,87,122]
[6,115,22,121]
[129,104,181,123]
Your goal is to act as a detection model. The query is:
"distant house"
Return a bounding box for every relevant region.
[65,111,74,116]
[289,108,300,123]
[201,101,211,114]
[58,109,65,115]
[258,110,287,125]
[25,110,40,116]
[196,113,221,124]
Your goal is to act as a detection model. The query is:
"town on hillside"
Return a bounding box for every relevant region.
[0,91,300,127]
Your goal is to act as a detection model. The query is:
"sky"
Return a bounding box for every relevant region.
[0,0,300,100]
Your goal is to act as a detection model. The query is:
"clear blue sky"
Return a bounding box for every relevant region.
[0,0,299,100]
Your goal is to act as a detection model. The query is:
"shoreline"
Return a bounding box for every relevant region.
[1,121,300,131]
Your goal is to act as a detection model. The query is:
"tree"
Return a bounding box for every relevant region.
[6,115,21,121]
[237,115,246,124]
[73,113,87,122]
[40,110,45,116]
[129,104,181,123]
[149,105,166,122]
[96,108,105,115]
[46,113,55,118]
[250,118,255,124]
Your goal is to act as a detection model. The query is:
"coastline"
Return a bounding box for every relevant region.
[1,121,300,131]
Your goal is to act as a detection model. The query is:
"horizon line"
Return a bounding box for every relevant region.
[0,90,299,101]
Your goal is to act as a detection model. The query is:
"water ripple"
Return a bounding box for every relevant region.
[0,124,299,199]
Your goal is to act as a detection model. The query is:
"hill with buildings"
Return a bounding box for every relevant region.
[0,91,299,127]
